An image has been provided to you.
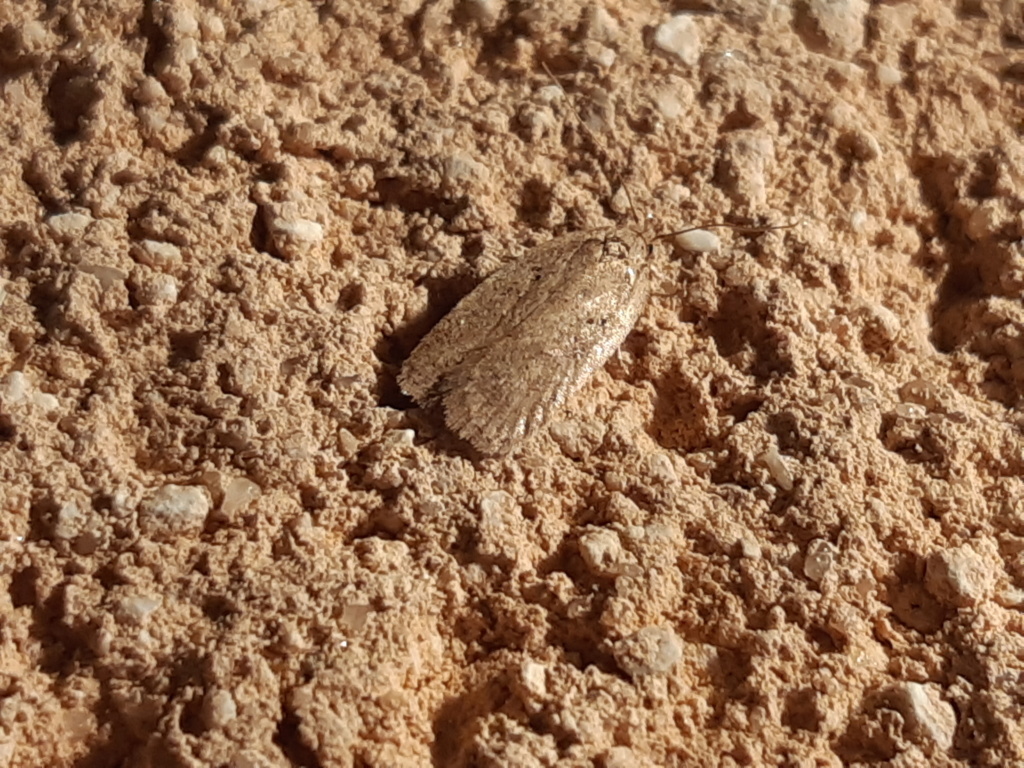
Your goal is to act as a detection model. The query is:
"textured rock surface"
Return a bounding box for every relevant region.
[0,1,1021,765]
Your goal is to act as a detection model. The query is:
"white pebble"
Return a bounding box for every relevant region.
[866,302,901,341]
[849,209,868,233]
[134,76,168,105]
[18,20,48,51]
[760,447,794,491]
[578,529,625,576]
[139,484,211,536]
[520,660,547,698]
[647,452,677,485]
[655,89,685,121]
[46,212,93,240]
[674,229,720,253]
[603,746,639,768]
[876,63,902,86]
[167,7,199,37]
[134,239,182,270]
[200,14,226,41]
[3,371,29,404]
[385,428,416,448]
[653,15,702,67]
[53,502,84,540]
[463,0,502,25]
[587,6,619,42]
[119,593,162,623]
[738,535,762,559]
[477,490,520,561]
[892,682,957,750]
[479,490,516,518]
[137,273,179,306]
[586,42,616,69]
[803,539,838,582]
[614,626,684,678]
[337,428,359,459]
[270,217,324,260]
[220,477,261,518]
[32,391,59,411]
[202,689,238,729]
[272,217,323,244]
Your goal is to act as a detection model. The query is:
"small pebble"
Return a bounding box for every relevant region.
[849,209,868,233]
[119,593,162,623]
[53,502,85,540]
[220,477,261,518]
[796,0,869,60]
[139,484,211,537]
[136,273,179,306]
[479,490,516,518]
[134,239,183,270]
[463,0,503,26]
[889,682,957,750]
[876,63,902,86]
[674,229,720,253]
[3,371,28,404]
[614,626,684,678]
[738,535,762,559]
[46,212,93,240]
[653,15,703,67]
[271,217,323,246]
[925,545,995,608]
[803,539,838,582]
[760,447,794,491]
[202,689,238,729]
[520,661,547,698]
[337,428,359,459]
[578,529,625,576]
[647,452,677,485]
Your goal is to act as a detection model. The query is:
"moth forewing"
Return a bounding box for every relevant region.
[400,227,652,455]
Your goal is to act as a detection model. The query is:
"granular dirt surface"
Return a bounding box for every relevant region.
[1,1,1023,766]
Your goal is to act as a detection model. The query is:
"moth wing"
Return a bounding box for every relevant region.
[439,267,650,455]
[399,231,609,402]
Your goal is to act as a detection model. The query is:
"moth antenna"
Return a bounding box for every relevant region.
[654,220,801,241]
[540,61,643,228]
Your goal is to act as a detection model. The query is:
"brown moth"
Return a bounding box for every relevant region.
[399,66,789,455]
[399,226,652,455]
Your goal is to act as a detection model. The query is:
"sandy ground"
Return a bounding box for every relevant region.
[1,0,1023,766]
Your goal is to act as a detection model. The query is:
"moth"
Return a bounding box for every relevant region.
[399,226,652,455]
[399,67,789,455]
